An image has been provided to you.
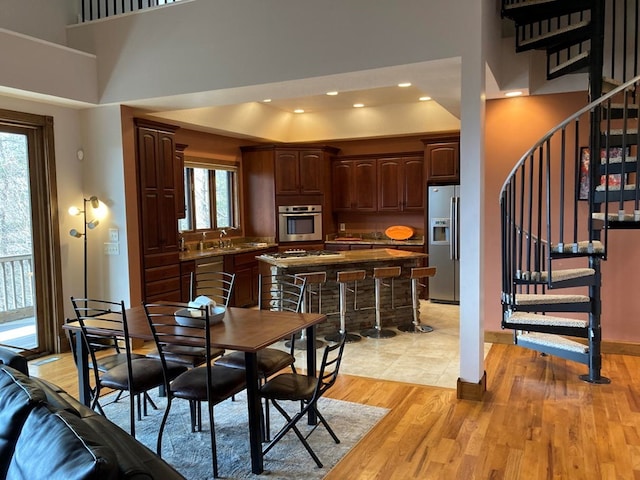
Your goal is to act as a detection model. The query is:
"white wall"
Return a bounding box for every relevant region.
[0,0,77,46]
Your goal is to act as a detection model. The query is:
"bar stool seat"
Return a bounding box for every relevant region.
[325,270,365,344]
[398,266,437,333]
[361,266,400,339]
[285,272,327,350]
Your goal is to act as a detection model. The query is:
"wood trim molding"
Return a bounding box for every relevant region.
[457,371,487,401]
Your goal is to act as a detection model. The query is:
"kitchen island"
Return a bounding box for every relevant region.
[257,249,427,337]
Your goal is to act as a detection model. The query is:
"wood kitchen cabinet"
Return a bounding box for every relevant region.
[275,149,328,195]
[224,247,277,307]
[175,143,187,219]
[377,155,424,212]
[424,134,460,184]
[332,158,377,212]
[135,119,182,301]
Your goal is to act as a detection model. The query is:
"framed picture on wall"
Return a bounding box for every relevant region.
[577,147,628,200]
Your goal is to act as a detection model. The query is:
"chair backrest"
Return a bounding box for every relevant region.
[190,271,236,307]
[70,297,131,388]
[143,301,212,393]
[258,273,307,313]
[313,333,347,400]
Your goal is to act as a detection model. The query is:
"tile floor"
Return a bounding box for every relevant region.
[284,300,491,389]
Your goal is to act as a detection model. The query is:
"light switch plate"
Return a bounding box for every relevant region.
[109,228,119,242]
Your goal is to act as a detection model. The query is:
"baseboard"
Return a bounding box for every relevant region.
[456,371,486,401]
[484,330,640,356]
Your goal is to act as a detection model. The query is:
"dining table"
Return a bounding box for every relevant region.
[63,304,327,475]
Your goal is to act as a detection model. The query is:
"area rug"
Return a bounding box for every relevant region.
[101,389,388,480]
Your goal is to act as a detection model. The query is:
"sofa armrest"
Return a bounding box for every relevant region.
[0,347,28,376]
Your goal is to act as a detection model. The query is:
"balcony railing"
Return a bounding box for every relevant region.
[79,0,184,23]
[0,255,34,324]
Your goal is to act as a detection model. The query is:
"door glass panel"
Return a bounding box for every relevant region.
[0,132,36,350]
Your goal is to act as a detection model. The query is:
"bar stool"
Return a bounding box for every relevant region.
[398,266,437,333]
[361,266,400,339]
[325,270,365,344]
[285,272,327,350]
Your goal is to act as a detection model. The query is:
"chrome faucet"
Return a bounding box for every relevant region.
[219,229,228,248]
[199,232,206,251]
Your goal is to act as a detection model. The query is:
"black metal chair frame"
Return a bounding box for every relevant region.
[190,270,236,307]
[143,301,246,479]
[70,297,165,437]
[260,332,347,468]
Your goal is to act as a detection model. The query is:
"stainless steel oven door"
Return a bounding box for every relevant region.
[278,211,322,242]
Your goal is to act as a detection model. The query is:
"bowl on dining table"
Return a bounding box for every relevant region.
[175,306,226,327]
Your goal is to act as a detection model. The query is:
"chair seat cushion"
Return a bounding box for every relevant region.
[92,353,145,373]
[146,346,225,367]
[100,358,186,393]
[259,373,317,401]
[170,365,246,403]
[215,349,294,377]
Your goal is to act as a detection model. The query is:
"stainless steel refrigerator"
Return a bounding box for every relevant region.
[427,185,460,304]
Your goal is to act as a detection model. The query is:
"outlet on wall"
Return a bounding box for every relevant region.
[109,228,119,242]
[339,223,346,231]
[104,242,119,255]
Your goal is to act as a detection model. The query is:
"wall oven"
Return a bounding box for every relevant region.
[278,205,323,242]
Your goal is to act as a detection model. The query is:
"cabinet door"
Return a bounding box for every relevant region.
[138,127,163,255]
[402,156,425,211]
[298,150,324,194]
[175,143,187,219]
[158,131,179,252]
[233,266,255,307]
[353,160,377,211]
[377,157,403,211]
[274,150,300,194]
[332,161,354,211]
[425,141,459,184]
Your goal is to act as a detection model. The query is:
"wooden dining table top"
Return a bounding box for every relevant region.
[64,305,327,353]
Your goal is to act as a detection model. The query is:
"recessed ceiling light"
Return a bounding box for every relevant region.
[353,103,365,108]
[294,109,305,113]
[263,98,272,103]
[419,96,432,101]
[326,91,338,96]
[398,82,412,88]
[505,91,523,97]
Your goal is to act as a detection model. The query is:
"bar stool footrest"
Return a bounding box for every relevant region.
[361,328,396,339]
[397,324,434,333]
[285,338,325,350]
[325,331,361,343]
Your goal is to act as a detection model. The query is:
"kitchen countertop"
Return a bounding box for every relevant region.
[324,234,424,246]
[179,242,277,262]
[257,248,426,268]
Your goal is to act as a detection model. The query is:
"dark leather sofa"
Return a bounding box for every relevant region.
[0,348,185,480]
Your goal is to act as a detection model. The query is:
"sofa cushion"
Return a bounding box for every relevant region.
[7,406,118,480]
[0,348,28,376]
[0,367,46,477]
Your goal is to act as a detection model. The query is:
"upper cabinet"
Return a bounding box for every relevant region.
[423,133,460,185]
[333,153,423,213]
[377,155,424,212]
[275,149,329,195]
[332,158,377,212]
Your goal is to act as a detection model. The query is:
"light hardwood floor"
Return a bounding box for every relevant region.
[29,342,640,479]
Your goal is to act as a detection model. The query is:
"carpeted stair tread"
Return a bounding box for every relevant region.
[514,294,590,305]
[516,332,588,353]
[595,183,636,191]
[550,241,604,254]
[600,155,637,164]
[592,212,640,222]
[505,312,588,329]
[539,267,595,282]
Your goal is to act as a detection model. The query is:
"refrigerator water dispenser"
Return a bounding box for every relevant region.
[430,218,450,245]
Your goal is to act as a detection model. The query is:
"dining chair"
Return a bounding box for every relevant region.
[143,301,247,479]
[214,273,307,438]
[70,297,187,438]
[259,332,347,468]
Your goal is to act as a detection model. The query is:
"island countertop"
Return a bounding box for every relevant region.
[256,248,427,268]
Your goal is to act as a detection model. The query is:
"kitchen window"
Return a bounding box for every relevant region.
[178,162,239,232]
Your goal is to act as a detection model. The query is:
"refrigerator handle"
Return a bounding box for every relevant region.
[449,197,455,260]
[454,196,460,260]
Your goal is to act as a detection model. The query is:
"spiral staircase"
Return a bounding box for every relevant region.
[500,0,640,383]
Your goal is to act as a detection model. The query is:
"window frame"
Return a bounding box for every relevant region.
[179,159,239,233]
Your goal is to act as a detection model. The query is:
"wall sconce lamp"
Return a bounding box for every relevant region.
[68,196,104,300]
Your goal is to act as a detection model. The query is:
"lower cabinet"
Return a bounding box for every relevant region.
[224,248,277,307]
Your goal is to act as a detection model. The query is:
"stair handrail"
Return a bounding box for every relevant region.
[499,74,640,197]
